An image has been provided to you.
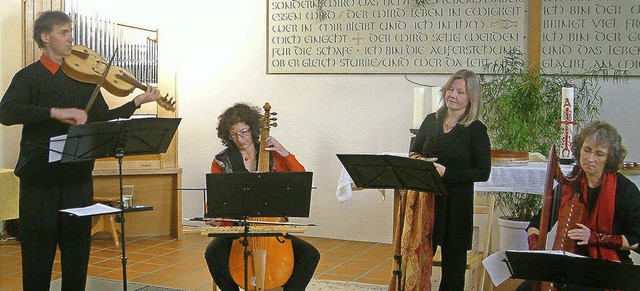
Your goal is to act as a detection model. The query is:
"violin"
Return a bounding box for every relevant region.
[62,45,175,112]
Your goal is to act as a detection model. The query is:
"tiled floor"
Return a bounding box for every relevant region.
[0,230,526,290]
[0,232,394,291]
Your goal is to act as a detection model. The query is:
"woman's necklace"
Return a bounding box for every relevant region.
[241,148,255,162]
[443,121,456,132]
[242,154,256,171]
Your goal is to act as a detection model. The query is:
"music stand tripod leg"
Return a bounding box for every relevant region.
[202,189,207,219]
[392,189,406,291]
[116,148,129,291]
[393,254,402,291]
[241,217,250,290]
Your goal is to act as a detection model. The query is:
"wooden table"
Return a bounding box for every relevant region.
[0,169,19,221]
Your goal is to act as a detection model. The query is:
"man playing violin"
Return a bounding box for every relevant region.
[0,10,161,290]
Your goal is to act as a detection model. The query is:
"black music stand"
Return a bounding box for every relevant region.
[336,154,446,193]
[206,172,312,218]
[205,171,313,290]
[505,251,640,290]
[61,117,180,291]
[336,154,446,291]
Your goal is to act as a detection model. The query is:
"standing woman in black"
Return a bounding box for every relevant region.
[410,69,491,290]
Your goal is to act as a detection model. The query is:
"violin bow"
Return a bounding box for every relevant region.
[84,49,118,112]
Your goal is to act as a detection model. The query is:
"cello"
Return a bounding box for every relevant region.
[61,45,175,112]
[534,145,583,291]
[227,103,294,291]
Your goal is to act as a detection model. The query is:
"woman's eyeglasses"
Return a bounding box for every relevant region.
[229,128,250,139]
[581,148,608,160]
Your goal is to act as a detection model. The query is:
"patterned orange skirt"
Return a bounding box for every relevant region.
[389,190,435,291]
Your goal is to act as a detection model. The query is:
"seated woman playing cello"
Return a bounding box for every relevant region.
[204,102,320,291]
[517,121,640,291]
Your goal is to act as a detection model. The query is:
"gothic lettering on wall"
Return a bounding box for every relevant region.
[541,1,640,76]
[268,0,639,75]
[267,0,527,74]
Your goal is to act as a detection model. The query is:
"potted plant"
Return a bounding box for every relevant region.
[481,49,604,154]
[489,191,543,250]
[479,49,618,250]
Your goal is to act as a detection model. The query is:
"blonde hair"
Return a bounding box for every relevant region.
[435,69,483,126]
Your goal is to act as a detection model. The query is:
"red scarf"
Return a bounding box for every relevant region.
[561,171,618,261]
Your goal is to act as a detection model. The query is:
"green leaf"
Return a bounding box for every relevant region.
[480,49,623,219]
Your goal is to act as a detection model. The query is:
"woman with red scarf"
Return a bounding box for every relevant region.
[517,121,640,290]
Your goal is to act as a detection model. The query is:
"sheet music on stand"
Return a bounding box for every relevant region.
[483,250,583,287]
[336,153,445,291]
[53,117,180,291]
[61,203,121,217]
[60,204,154,217]
[59,118,179,163]
[336,154,446,195]
[206,172,313,218]
[49,134,67,162]
[206,171,314,290]
[483,250,640,290]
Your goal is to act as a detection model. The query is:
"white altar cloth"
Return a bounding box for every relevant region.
[337,160,640,201]
[476,161,640,194]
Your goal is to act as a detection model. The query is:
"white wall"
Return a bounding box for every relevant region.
[598,81,640,161]
[173,1,419,242]
[1,0,639,243]
[0,0,22,169]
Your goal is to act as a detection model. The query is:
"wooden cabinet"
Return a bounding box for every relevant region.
[92,168,183,239]
[0,169,19,221]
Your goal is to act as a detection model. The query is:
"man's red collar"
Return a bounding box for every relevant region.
[40,54,60,74]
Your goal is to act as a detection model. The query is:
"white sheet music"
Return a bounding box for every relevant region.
[482,250,511,286]
[335,152,408,202]
[60,203,121,217]
[49,134,67,163]
[482,250,586,286]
